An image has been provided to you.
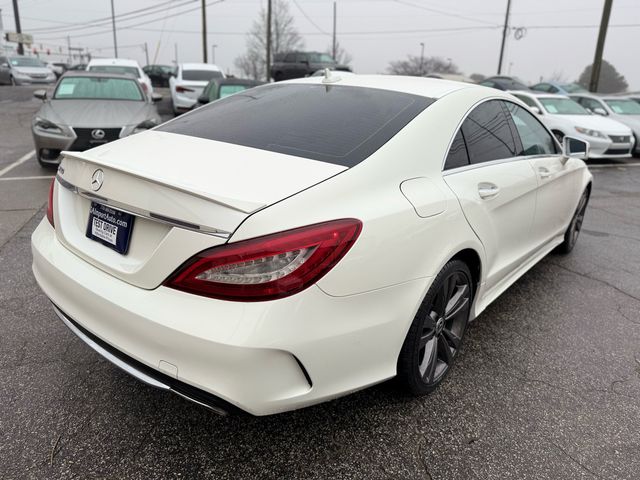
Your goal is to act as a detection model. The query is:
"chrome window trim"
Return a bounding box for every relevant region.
[55,174,231,239]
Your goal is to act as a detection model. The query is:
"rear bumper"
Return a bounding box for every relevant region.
[32,219,425,415]
[52,304,236,415]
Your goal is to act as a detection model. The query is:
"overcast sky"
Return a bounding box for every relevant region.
[0,0,639,88]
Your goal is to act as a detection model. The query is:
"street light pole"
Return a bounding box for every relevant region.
[110,0,118,58]
[11,0,23,55]
[419,42,425,76]
[201,0,208,62]
[266,0,272,81]
[589,0,613,93]
[497,0,511,74]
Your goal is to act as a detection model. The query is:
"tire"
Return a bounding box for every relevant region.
[557,188,589,254]
[397,260,473,395]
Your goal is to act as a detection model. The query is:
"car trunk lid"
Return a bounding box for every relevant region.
[53,130,346,288]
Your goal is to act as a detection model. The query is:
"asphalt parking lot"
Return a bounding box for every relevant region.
[1,85,640,480]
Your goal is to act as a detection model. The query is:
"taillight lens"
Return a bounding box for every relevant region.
[141,82,149,93]
[165,219,362,301]
[46,178,55,228]
[176,85,194,93]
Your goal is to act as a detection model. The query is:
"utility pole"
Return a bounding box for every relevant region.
[110,0,118,58]
[497,0,511,74]
[589,0,613,93]
[201,0,207,62]
[143,42,149,66]
[419,42,425,75]
[211,44,217,64]
[332,2,337,59]
[0,9,5,52]
[11,0,23,55]
[66,35,71,64]
[266,0,272,81]
[174,42,178,65]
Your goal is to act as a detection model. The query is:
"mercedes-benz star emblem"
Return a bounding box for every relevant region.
[91,169,104,191]
[91,129,106,140]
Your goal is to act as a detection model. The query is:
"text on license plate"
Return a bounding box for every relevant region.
[91,217,118,245]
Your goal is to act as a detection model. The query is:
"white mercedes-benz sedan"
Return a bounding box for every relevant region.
[32,75,592,416]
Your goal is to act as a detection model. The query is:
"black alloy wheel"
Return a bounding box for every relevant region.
[558,189,589,254]
[398,260,472,395]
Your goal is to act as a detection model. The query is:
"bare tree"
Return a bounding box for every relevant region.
[548,70,568,83]
[235,0,304,80]
[326,41,352,66]
[387,55,459,76]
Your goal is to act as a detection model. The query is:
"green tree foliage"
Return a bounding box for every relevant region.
[577,60,628,93]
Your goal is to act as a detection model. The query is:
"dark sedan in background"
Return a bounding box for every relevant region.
[194,78,265,108]
[31,72,162,167]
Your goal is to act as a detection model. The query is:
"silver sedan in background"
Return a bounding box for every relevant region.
[31,72,162,167]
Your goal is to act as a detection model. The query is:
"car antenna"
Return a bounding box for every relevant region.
[322,68,340,84]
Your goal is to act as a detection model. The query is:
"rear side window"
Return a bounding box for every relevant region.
[461,100,518,164]
[444,130,469,170]
[182,70,223,81]
[159,84,434,167]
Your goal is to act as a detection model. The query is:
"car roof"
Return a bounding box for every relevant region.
[59,71,142,81]
[216,78,264,86]
[285,74,493,100]
[88,58,141,67]
[181,63,222,71]
[508,90,570,100]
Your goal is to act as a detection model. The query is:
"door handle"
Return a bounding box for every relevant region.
[478,182,500,199]
[538,167,552,179]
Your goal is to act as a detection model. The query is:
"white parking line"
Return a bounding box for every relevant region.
[589,163,640,168]
[0,175,54,181]
[0,150,35,177]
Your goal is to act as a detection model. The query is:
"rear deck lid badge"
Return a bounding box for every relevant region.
[91,169,104,191]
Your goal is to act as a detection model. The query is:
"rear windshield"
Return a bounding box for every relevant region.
[159,84,433,166]
[218,84,250,98]
[88,65,140,78]
[182,69,223,81]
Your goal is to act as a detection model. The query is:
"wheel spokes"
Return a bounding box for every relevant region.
[445,284,470,321]
[422,340,438,382]
[442,327,461,350]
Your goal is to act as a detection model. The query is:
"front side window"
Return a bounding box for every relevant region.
[532,83,551,93]
[504,102,558,156]
[461,100,518,164]
[577,97,607,114]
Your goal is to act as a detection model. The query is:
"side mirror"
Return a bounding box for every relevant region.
[530,106,541,115]
[562,136,589,162]
[593,107,607,116]
[150,93,163,103]
[33,89,47,101]
[197,94,209,105]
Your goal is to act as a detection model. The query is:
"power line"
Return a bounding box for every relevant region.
[292,0,329,35]
[35,0,225,41]
[393,0,501,27]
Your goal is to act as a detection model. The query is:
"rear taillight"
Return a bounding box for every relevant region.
[141,82,149,93]
[165,219,362,302]
[46,178,55,228]
[176,85,194,93]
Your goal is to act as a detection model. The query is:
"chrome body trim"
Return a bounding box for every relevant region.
[55,174,231,239]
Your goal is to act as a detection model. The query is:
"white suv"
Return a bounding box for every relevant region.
[86,58,153,96]
[169,63,224,114]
